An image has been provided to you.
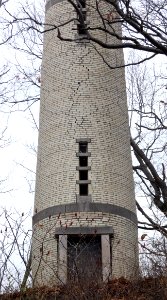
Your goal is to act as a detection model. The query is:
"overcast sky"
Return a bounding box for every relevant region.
[0,0,43,222]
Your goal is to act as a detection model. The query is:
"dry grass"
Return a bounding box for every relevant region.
[1,276,167,300]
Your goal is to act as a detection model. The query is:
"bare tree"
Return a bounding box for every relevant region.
[83,0,167,57]
[0,209,32,292]
[125,59,167,235]
[139,232,167,277]
[11,0,166,66]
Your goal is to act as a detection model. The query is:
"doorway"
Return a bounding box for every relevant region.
[67,235,102,282]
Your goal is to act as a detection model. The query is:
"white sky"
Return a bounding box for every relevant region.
[0,0,42,216]
[0,106,38,211]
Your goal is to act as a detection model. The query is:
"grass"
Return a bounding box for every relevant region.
[1,276,167,300]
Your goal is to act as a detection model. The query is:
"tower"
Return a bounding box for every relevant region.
[32,0,138,286]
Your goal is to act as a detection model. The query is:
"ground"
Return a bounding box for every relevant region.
[1,277,167,300]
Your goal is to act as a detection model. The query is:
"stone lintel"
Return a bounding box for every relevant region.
[76,138,91,143]
[55,226,114,236]
[76,180,91,184]
[76,152,91,157]
[76,166,91,171]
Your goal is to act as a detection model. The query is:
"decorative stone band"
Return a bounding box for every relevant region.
[46,0,65,11]
[55,226,114,236]
[33,202,138,225]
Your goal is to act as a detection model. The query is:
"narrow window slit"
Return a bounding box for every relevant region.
[79,142,87,153]
[79,170,88,180]
[77,0,87,35]
[79,156,88,167]
[80,184,88,196]
[76,139,91,200]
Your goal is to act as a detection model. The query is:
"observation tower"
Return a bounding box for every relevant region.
[32,0,138,285]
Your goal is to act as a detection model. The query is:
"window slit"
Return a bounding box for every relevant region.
[79,170,88,180]
[80,184,88,196]
[79,156,88,167]
[77,0,87,35]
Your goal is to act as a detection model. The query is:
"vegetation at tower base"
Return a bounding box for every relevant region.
[1,277,167,299]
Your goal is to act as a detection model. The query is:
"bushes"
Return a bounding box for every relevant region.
[1,277,167,300]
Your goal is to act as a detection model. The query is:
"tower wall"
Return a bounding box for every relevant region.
[32,0,138,285]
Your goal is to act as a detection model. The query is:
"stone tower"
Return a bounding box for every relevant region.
[32,0,138,286]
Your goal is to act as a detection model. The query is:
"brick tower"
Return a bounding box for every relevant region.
[32,0,138,286]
